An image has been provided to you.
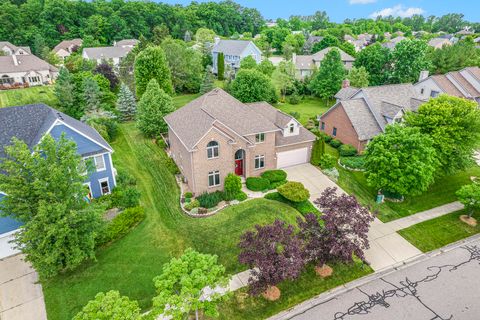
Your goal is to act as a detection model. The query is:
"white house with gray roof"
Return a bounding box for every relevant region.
[0,54,58,87]
[165,89,315,194]
[319,83,425,152]
[82,39,138,67]
[0,41,31,56]
[292,47,355,80]
[211,38,262,74]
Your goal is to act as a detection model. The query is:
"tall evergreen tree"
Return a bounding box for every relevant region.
[308,48,345,99]
[199,68,215,94]
[54,67,76,117]
[134,46,173,98]
[217,52,225,80]
[117,83,137,121]
[136,79,175,137]
[83,77,101,114]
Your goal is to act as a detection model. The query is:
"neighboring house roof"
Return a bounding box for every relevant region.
[306,36,323,44]
[212,40,257,56]
[82,46,133,60]
[0,41,31,54]
[165,89,314,150]
[0,104,112,159]
[420,67,480,99]
[334,87,359,100]
[428,38,451,48]
[53,39,83,53]
[323,84,425,141]
[381,36,406,49]
[344,34,355,42]
[293,47,355,71]
[0,54,58,73]
[474,37,480,43]
[114,39,139,47]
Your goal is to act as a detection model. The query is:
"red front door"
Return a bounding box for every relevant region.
[235,159,243,176]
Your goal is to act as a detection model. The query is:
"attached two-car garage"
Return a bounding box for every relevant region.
[276,147,309,169]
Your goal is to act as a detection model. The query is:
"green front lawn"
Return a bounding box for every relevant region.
[325,145,480,222]
[275,97,334,126]
[398,209,480,252]
[0,86,58,108]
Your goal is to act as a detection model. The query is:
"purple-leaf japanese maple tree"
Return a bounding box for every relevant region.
[314,187,374,264]
[297,213,329,266]
[238,219,304,295]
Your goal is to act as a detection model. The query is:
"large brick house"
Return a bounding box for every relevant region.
[319,83,425,152]
[165,89,316,194]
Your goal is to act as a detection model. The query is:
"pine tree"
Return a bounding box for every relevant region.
[136,79,175,137]
[117,83,137,121]
[199,68,214,94]
[83,77,101,114]
[54,67,76,117]
[217,52,225,80]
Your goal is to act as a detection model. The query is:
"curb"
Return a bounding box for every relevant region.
[268,233,480,320]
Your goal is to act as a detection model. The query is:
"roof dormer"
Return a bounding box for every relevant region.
[283,119,300,137]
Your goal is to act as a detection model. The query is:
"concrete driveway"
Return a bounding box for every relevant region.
[283,164,422,271]
[0,254,47,320]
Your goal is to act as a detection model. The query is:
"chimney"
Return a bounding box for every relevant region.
[214,36,220,45]
[342,79,350,88]
[12,54,18,66]
[418,70,429,82]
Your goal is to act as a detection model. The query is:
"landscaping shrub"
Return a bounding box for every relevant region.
[269,180,287,190]
[197,191,224,208]
[235,191,248,201]
[338,144,357,157]
[261,170,287,183]
[184,192,193,199]
[340,156,365,170]
[116,170,137,186]
[246,177,270,191]
[287,92,301,105]
[323,167,339,181]
[305,119,316,130]
[329,139,342,148]
[224,173,242,200]
[319,154,336,169]
[309,128,321,137]
[288,111,301,120]
[264,192,319,215]
[310,138,325,166]
[111,186,141,209]
[320,132,332,143]
[98,206,145,245]
[164,157,180,174]
[277,181,310,203]
[184,199,200,211]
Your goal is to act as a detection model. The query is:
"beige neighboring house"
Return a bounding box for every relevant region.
[292,47,355,79]
[165,89,316,194]
[53,38,82,60]
[0,41,31,56]
[82,39,138,67]
[428,37,452,49]
[0,54,58,87]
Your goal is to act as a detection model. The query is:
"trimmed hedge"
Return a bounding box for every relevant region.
[224,173,242,201]
[246,177,270,191]
[98,206,145,245]
[329,139,342,148]
[310,138,325,166]
[264,192,319,215]
[261,170,287,183]
[197,191,224,208]
[235,191,248,201]
[277,181,310,203]
[269,180,287,190]
[338,144,357,157]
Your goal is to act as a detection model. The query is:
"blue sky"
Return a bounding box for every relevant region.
[159,0,479,22]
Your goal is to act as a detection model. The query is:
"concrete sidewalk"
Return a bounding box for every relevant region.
[0,254,47,320]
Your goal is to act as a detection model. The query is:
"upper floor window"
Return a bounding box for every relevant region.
[430,90,440,98]
[255,133,265,143]
[333,127,337,136]
[255,155,265,169]
[93,154,106,171]
[207,141,219,159]
[289,123,295,134]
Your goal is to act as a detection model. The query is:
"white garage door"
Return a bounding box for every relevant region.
[277,147,308,169]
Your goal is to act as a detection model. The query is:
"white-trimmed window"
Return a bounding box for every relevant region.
[84,183,92,199]
[207,141,219,159]
[289,123,295,133]
[255,133,265,143]
[93,155,106,171]
[255,155,265,169]
[99,178,111,195]
[208,171,220,187]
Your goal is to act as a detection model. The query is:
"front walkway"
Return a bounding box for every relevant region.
[0,254,47,320]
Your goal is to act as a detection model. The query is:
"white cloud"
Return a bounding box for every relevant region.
[349,0,377,4]
[369,4,424,18]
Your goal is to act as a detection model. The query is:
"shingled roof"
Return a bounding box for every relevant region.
[294,47,355,71]
[83,46,132,60]
[0,104,112,158]
[212,40,254,56]
[420,67,480,100]
[0,54,57,73]
[165,89,314,150]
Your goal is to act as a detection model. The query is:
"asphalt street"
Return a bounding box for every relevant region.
[286,237,480,320]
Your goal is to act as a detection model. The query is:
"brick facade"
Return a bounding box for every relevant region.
[319,104,367,152]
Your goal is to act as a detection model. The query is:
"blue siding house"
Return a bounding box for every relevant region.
[212,38,262,74]
[0,104,117,237]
